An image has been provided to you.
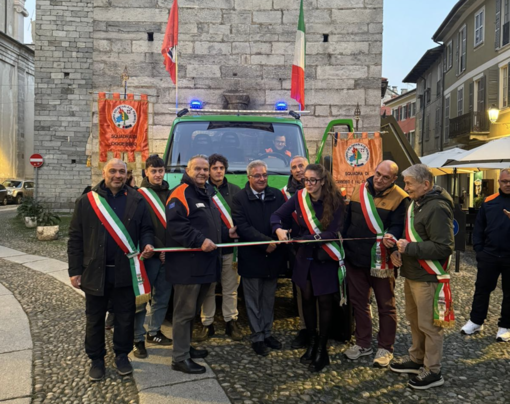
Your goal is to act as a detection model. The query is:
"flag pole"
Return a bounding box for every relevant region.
[175,44,179,113]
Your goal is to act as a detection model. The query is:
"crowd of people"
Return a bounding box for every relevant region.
[68,153,510,391]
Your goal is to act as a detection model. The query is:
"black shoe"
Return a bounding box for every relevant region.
[309,336,330,372]
[300,332,318,365]
[193,324,214,342]
[225,320,243,341]
[264,336,282,350]
[408,369,445,390]
[172,358,206,374]
[115,354,133,376]
[291,329,309,349]
[190,346,209,359]
[252,341,270,356]
[133,341,147,359]
[146,331,173,346]
[389,355,422,374]
[89,359,105,381]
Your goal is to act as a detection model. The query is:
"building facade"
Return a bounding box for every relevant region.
[34,0,384,210]
[382,88,417,152]
[0,0,34,182]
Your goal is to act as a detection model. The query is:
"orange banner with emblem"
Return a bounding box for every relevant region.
[98,92,149,162]
[332,132,383,199]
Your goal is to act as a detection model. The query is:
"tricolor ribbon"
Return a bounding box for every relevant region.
[281,185,299,224]
[139,187,166,227]
[88,191,151,305]
[359,183,394,278]
[211,188,238,268]
[405,201,455,328]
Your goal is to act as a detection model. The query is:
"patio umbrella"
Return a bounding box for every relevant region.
[444,136,510,167]
[420,148,471,176]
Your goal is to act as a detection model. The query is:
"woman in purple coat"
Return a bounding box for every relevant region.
[271,164,345,372]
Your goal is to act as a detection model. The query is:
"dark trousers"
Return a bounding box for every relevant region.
[470,260,510,328]
[243,277,278,343]
[85,284,135,361]
[346,262,397,352]
[172,283,210,362]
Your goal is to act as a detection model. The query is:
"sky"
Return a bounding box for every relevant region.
[23,0,457,91]
[382,0,458,91]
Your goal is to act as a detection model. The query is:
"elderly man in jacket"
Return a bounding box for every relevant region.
[166,154,238,374]
[68,158,154,381]
[390,164,454,390]
[232,160,287,356]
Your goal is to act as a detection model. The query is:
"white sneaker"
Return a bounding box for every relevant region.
[496,327,510,342]
[373,348,393,368]
[344,344,373,360]
[461,320,483,335]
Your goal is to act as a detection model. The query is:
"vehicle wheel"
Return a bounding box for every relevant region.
[16,195,23,204]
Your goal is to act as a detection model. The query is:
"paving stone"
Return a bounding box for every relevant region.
[23,258,69,273]
[0,294,32,353]
[4,254,48,264]
[0,246,25,258]
[0,350,32,401]
[139,378,230,404]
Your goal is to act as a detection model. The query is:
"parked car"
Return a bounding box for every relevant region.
[0,185,7,206]
[1,180,35,204]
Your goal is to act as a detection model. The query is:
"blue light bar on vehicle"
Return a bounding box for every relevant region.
[190,99,203,109]
[275,101,288,111]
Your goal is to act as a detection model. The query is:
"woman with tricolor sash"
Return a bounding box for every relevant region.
[271,164,345,372]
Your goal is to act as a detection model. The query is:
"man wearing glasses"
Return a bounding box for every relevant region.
[461,168,510,342]
[343,160,409,368]
[265,135,292,158]
[232,160,288,356]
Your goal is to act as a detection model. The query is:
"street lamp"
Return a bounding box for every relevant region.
[488,104,500,124]
[354,103,361,131]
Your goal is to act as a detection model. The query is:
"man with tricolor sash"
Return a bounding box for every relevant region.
[343,160,408,368]
[133,155,173,359]
[194,154,243,342]
[166,154,238,374]
[68,158,154,381]
[282,155,309,349]
[390,164,454,390]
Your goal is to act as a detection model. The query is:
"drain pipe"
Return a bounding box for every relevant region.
[434,40,446,152]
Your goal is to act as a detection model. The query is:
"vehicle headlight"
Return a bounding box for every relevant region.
[7,190,13,195]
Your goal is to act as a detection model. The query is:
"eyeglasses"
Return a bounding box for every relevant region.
[249,174,268,179]
[303,178,323,185]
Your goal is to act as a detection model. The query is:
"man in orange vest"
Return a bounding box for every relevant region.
[265,135,292,158]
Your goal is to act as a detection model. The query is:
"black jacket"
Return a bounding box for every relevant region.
[165,173,227,285]
[139,177,171,249]
[283,174,305,239]
[343,177,408,268]
[68,181,154,296]
[473,191,510,261]
[232,182,287,278]
[211,177,241,255]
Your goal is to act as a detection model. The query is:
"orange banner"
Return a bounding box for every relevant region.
[332,132,383,199]
[98,93,149,162]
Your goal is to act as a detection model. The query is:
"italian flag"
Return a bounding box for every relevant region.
[291,0,306,110]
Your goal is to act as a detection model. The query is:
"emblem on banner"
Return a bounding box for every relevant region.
[345,143,370,168]
[112,105,137,129]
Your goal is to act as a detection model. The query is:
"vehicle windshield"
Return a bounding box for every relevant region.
[2,180,22,188]
[166,121,306,174]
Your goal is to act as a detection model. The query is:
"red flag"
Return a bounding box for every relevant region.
[161,0,179,84]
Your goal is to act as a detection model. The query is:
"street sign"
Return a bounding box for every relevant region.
[30,154,44,168]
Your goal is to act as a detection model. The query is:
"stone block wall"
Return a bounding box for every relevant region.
[35,0,383,208]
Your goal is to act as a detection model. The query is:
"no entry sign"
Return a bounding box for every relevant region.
[30,154,44,168]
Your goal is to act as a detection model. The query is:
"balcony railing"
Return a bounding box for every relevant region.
[449,111,490,139]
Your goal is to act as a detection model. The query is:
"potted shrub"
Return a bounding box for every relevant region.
[36,208,61,241]
[17,197,43,228]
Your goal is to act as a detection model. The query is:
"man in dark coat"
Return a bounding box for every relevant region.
[166,154,238,374]
[232,160,287,356]
[194,154,243,342]
[68,158,154,381]
[133,155,173,359]
[282,155,309,349]
[461,168,510,342]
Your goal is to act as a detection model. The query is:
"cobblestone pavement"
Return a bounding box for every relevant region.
[1,206,508,404]
[198,251,509,404]
[0,260,139,404]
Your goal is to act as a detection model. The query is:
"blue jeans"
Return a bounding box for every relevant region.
[134,257,172,342]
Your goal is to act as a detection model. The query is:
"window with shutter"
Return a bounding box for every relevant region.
[444,96,450,144]
[496,0,501,49]
[447,41,453,71]
[435,106,440,138]
[474,8,485,47]
[425,113,430,141]
[504,0,510,46]
[458,87,464,116]
[499,66,507,108]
